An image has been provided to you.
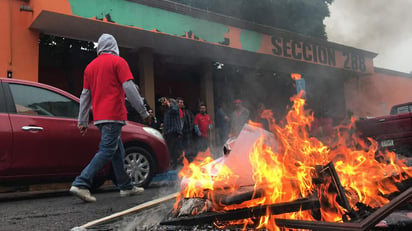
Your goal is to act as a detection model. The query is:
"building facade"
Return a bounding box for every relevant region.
[1,0,411,123]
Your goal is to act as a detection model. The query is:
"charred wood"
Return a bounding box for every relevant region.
[275,187,412,231]
[318,162,352,212]
[219,186,265,205]
[160,196,319,226]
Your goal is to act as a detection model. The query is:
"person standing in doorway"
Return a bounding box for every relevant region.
[253,103,270,131]
[215,102,230,147]
[194,103,213,152]
[230,99,250,137]
[70,33,149,203]
[177,97,196,162]
[159,97,183,169]
[146,108,160,131]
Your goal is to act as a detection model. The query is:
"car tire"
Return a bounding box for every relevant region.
[124,146,155,188]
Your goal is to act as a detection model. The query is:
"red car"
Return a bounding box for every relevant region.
[356,102,412,157]
[0,78,170,188]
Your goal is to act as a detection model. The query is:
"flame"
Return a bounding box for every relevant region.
[175,91,412,230]
[291,73,302,80]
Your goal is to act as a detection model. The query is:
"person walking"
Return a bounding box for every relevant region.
[194,103,213,152]
[69,33,149,203]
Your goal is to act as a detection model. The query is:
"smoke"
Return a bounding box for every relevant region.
[324,0,412,73]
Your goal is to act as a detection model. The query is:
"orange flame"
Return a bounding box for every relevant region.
[176,93,412,230]
[291,73,302,80]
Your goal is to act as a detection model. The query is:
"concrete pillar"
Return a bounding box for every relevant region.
[200,59,216,150]
[138,48,155,113]
[200,60,215,122]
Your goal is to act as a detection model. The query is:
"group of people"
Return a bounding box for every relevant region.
[158,97,213,168]
[215,99,249,147]
[159,97,273,169]
[69,33,272,203]
[214,99,272,146]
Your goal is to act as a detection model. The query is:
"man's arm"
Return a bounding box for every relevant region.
[123,80,149,120]
[78,89,91,127]
[194,114,201,136]
[78,89,91,135]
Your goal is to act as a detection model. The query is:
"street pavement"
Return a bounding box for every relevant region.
[0,181,180,231]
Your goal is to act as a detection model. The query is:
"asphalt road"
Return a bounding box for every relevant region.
[0,182,180,231]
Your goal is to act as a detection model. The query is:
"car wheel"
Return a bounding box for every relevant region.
[124,146,155,188]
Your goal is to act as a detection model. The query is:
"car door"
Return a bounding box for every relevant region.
[6,82,100,177]
[0,82,13,174]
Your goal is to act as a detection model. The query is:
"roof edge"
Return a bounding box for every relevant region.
[374,67,412,78]
[127,0,378,58]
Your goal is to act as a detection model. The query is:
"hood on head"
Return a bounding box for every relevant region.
[97,33,119,56]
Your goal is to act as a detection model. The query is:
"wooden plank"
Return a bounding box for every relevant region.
[359,186,412,230]
[160,196,319,226]
[319,162,352,212]
[275,187,412,231]
[215,186,265,205]
[275,219,363,231]
[79,192,179,229]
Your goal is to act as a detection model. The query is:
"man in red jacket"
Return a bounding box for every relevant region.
[194,103,213,152]
[70,33,149,202]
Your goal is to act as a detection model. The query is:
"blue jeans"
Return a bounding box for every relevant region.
[72,123,133,190]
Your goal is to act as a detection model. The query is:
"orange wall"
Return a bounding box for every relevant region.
[0,0,72,81]
[0,0,38,81]
[345,71,412,118]
[0,0,12,77]
[31,0,72,19]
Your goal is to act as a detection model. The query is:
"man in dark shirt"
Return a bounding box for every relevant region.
[230,99,250,137]
[215,102,230,147]
[177,97,196,162]
[159,97,183,169]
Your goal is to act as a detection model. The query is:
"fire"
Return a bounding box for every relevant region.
[175,92,412,230]
[291,73,302,80]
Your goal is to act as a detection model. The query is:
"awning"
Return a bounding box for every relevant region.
[30,10,369,76]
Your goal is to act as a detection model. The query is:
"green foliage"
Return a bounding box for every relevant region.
[171,0,333,39]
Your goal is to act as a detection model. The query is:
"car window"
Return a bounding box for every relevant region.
[395,105,410,115]
[9,83,79,118]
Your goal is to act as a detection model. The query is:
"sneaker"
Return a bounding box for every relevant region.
[120,186,144,197]
[69,186,96,202]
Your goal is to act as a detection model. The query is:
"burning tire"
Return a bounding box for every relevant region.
[124,146,155,188]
